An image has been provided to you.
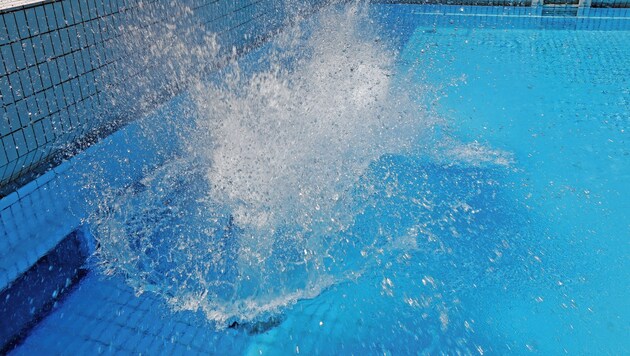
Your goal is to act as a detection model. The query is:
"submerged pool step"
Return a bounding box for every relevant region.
[0,228,92,354]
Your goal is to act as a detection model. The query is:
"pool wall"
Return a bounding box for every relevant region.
[0,0,319,193]
[0,0,328,350]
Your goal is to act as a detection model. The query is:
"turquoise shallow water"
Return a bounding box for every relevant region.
[399,26,630,354]
[12,7,630,355]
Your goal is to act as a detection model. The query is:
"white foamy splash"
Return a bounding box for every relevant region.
[188,4,434,323]
[193,5,432,257]
[91,3,513,327]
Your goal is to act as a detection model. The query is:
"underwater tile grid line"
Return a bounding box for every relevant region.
[2,2,630,356]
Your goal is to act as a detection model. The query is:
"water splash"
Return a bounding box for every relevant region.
[90,3,514,328]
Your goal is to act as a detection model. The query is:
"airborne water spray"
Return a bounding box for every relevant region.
[91,2,512,328]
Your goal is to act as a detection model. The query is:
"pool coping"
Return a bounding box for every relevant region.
[0,0,49,13]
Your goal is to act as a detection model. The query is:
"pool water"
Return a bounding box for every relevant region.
[401,26,630,354]
[12,4,630,355]
[408,25,630,354]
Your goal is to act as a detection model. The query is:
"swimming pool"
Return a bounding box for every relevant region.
[3,2,629,355]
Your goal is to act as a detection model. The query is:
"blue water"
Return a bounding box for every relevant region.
[396,26,630,354]
[13,5,630,355]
